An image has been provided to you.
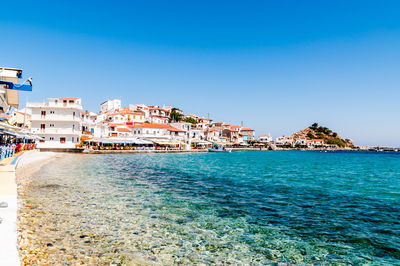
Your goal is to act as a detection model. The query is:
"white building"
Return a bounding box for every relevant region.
[258,134,272,143]
[27,97,82,149]
[294,136,307,146]
[9,108,32,129]
[276,136,294,146]
[132,123,185,141]
[81,111,97,135]
[100,99,121,113]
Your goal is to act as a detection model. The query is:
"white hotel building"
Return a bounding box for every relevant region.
[27,97,82,149]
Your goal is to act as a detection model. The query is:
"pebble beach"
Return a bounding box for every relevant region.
[16,151,61,265]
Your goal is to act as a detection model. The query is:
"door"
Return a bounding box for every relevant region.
[40,124,45,133]
[60,137,66,144]
[41,111,46,119]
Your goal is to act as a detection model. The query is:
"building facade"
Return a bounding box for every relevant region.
[100,99,121,113]
[28,97,82,149]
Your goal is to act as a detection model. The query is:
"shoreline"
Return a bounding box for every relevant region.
[16,151,63,265]
[81,147,374,154]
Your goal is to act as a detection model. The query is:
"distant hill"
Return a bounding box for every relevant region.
[293,123,354,147]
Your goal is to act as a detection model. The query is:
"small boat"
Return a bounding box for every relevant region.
[208,145,232,152]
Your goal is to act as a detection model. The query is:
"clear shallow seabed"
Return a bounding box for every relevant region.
[19,151,400,264]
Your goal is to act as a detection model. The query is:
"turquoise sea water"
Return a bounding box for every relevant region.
[26,151,400,264]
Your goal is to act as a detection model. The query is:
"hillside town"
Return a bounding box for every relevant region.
[0,66,382,153]
[26,97,259,151]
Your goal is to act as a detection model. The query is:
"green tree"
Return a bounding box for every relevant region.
[169,108,183,122]
[327,138,346,147]
[311,123,319,130]
[183,117,198,124]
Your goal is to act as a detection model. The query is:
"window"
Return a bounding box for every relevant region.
[50,111,55,114]
[40,124,45,130]
[60,137,66,143]
[50,124,54,127]
[50,137,54,140]
[72,137,74,142]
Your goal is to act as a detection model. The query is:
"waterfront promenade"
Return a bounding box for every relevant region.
[0,150,57,265]
[0,152,25,265]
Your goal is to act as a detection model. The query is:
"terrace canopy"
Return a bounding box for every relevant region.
[86,138,154,145]
[153,140,181,146]
[191,140,212,145]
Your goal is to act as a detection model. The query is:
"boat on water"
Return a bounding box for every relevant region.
[208,145,232,152]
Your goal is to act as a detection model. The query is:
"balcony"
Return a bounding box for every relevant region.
[31,128,81,135]
[31,115,81,122]
[27,102,82,110]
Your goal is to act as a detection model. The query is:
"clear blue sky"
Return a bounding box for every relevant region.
[1,0,400,146]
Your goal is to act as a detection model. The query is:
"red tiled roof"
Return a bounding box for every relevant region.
[108,110,145,116]
[60,97,80,100]
[133,123,185,132]
[151,115,168,119]
[117,128,131,132]
[241,128,254,131]
[150,107,169,112]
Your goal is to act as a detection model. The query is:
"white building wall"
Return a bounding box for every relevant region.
[100,99,121,113]
[132,127,170,139]
[28,99,82,149]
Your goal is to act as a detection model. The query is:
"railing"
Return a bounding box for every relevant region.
[31,115,81,122]
[33,129,81,134]
[27,102,82,109]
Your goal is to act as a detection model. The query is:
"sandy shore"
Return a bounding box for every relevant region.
[0,150,59,266]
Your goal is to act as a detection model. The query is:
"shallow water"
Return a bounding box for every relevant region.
[19,151,400,264]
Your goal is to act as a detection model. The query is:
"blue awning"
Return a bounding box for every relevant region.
[3,131,17,136]
[0,80,32,91]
